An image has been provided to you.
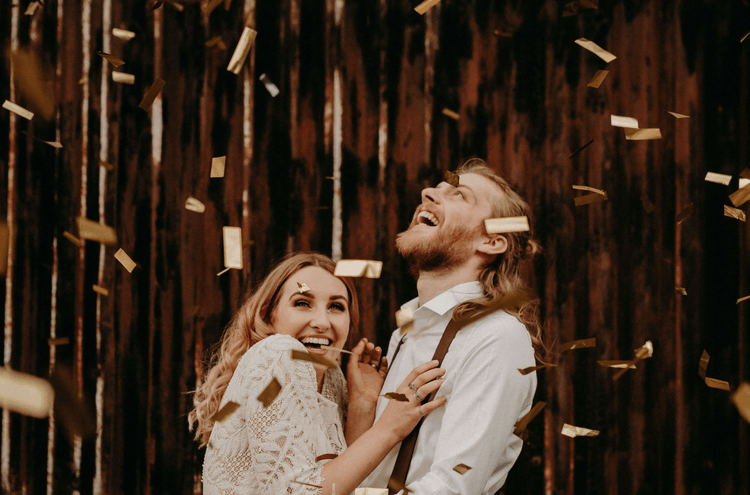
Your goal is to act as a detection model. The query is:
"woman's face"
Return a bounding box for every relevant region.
[271,266,351,362]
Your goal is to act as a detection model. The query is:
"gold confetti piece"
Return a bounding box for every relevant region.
[612,341,653,381]
[114,248,137,272]
[736,295,750,304]
[587,70,609,88]
[493,30,513,38]
[216,267,231,276]
[257,377,282,408]
[210,156,226,178]
[227,27,257,74]
[610,115,639,128]
[675,287,687,295]
[574,192,608,206]
[259,73,280,97]
[316,453,338,462]
[641,194,655,213]
[77,217,118,246]
[575,38,616,63]
[705,377,731,391]
[334,260,383,278]
[668,111,690,119]
[292,480,324,489]
[724,205,746,222]
[138,78,166,111]
[48,337,69,346]
[205,36,227,49]
[223,226,243,269]
[569,139,594,159]
[572,185,605,195]
[513,401,546,436]
[676,203,693,225]
[210,401,240,423]
[597,360,636,369]
[561,423,600,438]
[97,52,125,68]
[112,28,136,41]
[319,345,354,355]
[624,128,663,140]
[99,160,114,171]
[453,463,472,475]
[203,0,224,15]
[518,363,556,375]
[395,306,415,335]
[442,108,460,120]
[40,140,62,148]
[731,382,750,424]
[92,285,109,297]
[297,282,310,293]
[0,368,54,419]
[558,337,596,353]
[484,216,530,234]
[3,100,34,120]
[112,72,135,84]
[291,350,338,369]
[414,0,442,15]
[382,392,409,401]
[24,2,40,15]
[165,0,184,11]
[185,197,205,213]
[705,172,732,185]
[444,170,460,187]
[729,183,750,207]
[63,231,83,247]
[355,488,388,495]
[10,47,55,120]
[742,31,750,43]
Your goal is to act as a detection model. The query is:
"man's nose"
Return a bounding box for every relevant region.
[421,187,439,204]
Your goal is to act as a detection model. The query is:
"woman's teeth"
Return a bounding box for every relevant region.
[300,337,331,348]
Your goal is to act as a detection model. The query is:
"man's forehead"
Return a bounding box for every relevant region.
[455,172,506,203]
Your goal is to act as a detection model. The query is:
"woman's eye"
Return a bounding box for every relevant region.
[329,302,346,312]
[294,299,311,308]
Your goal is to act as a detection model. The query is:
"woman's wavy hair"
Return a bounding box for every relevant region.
[188,252,360,447]
[451,158,547,360]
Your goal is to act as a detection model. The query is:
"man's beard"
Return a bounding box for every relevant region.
[396,223,476,274]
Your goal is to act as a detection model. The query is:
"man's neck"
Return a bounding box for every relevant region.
[416,266,480,306]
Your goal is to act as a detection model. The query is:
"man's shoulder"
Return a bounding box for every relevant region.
[464,310,532,347]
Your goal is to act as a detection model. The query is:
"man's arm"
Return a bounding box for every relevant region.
[404,316,537,495]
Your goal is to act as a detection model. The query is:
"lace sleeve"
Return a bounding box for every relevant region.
[202,335,347,495]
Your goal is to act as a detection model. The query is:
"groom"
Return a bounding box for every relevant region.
[361,158,542,494]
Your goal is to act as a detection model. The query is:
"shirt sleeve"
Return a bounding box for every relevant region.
[404,316,537,495]
[203,335,345,495]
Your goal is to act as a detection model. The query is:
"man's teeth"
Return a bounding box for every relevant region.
[300,337,331,346]
[418,211,439,226]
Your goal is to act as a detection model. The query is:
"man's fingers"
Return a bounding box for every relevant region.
[419,396,447,416]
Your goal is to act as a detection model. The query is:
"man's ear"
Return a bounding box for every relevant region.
[477,234,508,255]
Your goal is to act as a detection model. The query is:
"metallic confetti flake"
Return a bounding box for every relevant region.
[185,197,206,213]
[139,78,166,111]
[210,156,226,178]
[587,70,609,88]
[334,260,383,279]
[414,0,442,15]
[724,205,746,222]
[575,38,616,63]
[257,377,282,408]
[223,226,243,269]
[0,368,53,419]
[77,217,118,246]
[484,216,530,234]
[705,172,732,185]
[114,248,137,273]
[2,100,34,120]
[210,401,240,423]
[624,128,663,140]
[227,27,257,74]
[558,337,596,353]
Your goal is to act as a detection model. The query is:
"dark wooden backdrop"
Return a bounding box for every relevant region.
[1,0,748,494]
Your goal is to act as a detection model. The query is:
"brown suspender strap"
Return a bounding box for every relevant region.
[388,316,465,494]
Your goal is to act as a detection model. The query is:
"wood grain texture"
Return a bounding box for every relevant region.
[0,1,747,494]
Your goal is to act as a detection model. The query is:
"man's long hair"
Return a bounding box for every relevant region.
[451,159,547,359]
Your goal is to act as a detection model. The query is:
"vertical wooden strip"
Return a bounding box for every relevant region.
[1,4,19,493]
[674,200,685,495]
[289,0,300,160]
[376,0,387,195]
[146,7,164,495]
[423,6,439,166]
[330,0,344,261]
[92,1,112,494]
[242,0,256,281]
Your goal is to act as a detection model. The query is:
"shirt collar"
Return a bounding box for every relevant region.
[401,281,484,317]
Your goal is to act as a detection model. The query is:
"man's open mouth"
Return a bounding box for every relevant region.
[417,211,439,227]
[299,337,332,350]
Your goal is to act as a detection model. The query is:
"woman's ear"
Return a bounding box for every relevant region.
[477,234,508,255]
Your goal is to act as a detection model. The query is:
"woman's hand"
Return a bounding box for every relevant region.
[374,360,447,443]
[346,338,387,410]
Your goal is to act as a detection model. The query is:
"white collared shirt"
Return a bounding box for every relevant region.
[360,282,537,495]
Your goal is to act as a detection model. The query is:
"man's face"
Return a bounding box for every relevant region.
[396,173,502,272]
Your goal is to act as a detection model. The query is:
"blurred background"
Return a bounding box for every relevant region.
[0,0,749,494]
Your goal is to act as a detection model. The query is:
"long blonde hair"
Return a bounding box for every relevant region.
[188,253,360,447]
[451,159,547,359]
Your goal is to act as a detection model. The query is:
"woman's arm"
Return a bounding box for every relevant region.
[345,339,387,444]
[320,360,447,495]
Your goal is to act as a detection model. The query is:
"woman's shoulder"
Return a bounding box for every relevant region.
[234,334,316,385]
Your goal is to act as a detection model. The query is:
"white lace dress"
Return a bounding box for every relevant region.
[202,334,349,495]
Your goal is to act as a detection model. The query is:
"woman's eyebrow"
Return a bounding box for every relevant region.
[289,291,314,301]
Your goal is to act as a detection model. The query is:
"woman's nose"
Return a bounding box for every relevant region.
[309,307,331,330]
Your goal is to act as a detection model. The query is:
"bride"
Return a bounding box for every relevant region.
[189,253,446,494]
